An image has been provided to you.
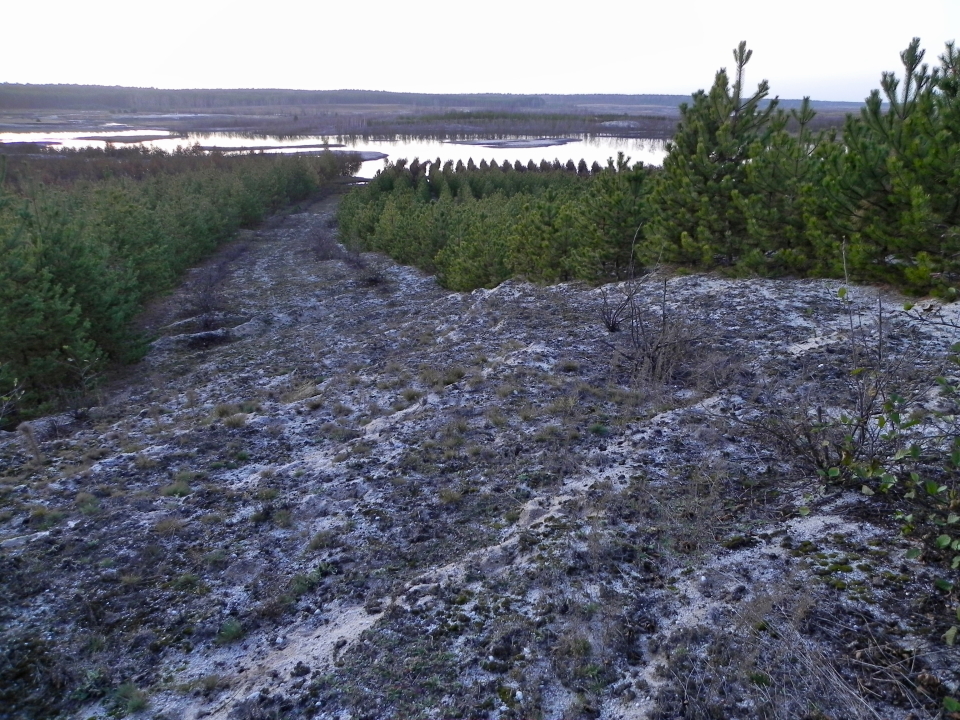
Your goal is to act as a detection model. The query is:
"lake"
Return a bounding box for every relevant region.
[0,130,668,176]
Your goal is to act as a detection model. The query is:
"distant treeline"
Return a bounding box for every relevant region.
[340,40,960,298]
[0,147,360,424]
[0,85,553,112]
[541,94,860,110]
[0,84,865,116]
[1,85,859,140]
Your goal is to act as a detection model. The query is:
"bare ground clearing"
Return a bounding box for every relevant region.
[1,195,958,720]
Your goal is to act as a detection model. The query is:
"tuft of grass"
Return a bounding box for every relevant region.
[172,573,204,593]
[112,682,149,714]
[496,382,518,398]
[485,407,508,428]
[223,413,247,428]
[134,454,157,469]
[29,506,65,529]
[176,673,228,696]
[401,388,422,403]
[282,382,319,404]
[153,517,186,536]
[518,404,540,422]
[200,673,226,694]
[534,424,563,442]
[319,423,361,442]
[439,487,463,505]
[214,403,239,418]
[75,492,100,515]
[84,447,109,461]
[160,480,191,497]
[442,366,467,385]
[214,618,244,645]
[548,394,579,417]
[309,529,342,550]
[351,441,373,456]
[446,418,469,434]
[204,548,229,569]
[419,366,441,387]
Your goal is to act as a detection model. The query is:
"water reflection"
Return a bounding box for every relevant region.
[335,135,668,178]
[0,130,668,172]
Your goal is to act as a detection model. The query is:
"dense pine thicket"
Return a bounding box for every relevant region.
[0,147,360,423]
[337,155,650,290]
[340,39,960,296]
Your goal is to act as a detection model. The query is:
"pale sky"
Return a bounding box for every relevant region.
[6,0,958,101]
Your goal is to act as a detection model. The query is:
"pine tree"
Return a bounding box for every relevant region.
[582,153,650,279]
[0,184,101,416]
[508,191,589,282]
[648,42,778,267]
[733,97,827,274]
[817,39,960,293]
[408,158,424,185]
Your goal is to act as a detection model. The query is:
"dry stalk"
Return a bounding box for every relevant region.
[17,422,44,465]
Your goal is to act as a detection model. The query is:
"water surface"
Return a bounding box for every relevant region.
[0,130,668,174]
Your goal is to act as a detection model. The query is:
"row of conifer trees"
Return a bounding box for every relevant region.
[339,39,960,298]
[0,148,359,423]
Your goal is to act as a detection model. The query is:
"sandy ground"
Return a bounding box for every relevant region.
[1,195,958,719]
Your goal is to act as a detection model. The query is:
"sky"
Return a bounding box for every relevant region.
[6,0,958,102]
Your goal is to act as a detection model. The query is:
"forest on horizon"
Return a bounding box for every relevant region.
[0,84,864,114]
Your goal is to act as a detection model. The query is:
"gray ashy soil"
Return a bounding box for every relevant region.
[1,195,959,720]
